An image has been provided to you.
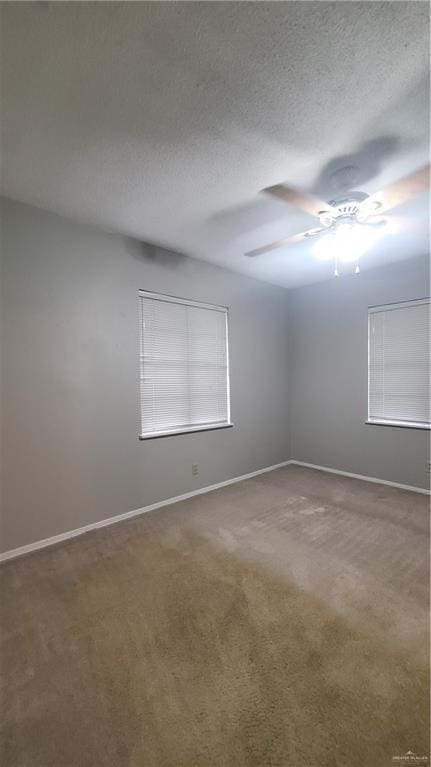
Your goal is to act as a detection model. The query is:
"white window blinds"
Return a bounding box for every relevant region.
[139,291,231,438]
[368,298,431,428]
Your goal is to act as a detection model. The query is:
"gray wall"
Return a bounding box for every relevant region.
[289,255,430,490]
[1,199,290,552]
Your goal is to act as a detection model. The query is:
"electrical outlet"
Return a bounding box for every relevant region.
[192,463,199,476]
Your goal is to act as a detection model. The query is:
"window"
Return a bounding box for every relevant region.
[138,291,231,438]
[368,298,431,429]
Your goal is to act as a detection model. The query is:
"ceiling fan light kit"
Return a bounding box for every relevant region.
[244,164,430,278]
[313,218,380,271]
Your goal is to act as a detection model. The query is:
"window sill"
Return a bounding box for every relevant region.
[139,422,234,440]
[365,419,431,431]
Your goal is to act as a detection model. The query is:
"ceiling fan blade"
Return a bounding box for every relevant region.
[362,164,430,215]
[381,214,426,234]
[245,227,324,258]
[263,184,332,219]
[363,216,387,227]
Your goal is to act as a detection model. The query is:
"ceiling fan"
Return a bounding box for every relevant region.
[245,164,429,273]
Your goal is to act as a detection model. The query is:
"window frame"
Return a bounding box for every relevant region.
[138,290,233,440]
[366,297,431,431]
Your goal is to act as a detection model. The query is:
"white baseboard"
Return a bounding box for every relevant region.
[2,458,429,563]
[289,460,431,496]
[0,459,291,563]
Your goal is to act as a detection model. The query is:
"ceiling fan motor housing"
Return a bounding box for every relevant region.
[320,192,381,228]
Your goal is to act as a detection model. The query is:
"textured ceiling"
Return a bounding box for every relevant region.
[1,2,429,288]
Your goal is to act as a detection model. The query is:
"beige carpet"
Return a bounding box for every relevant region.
[1,465,429,766]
